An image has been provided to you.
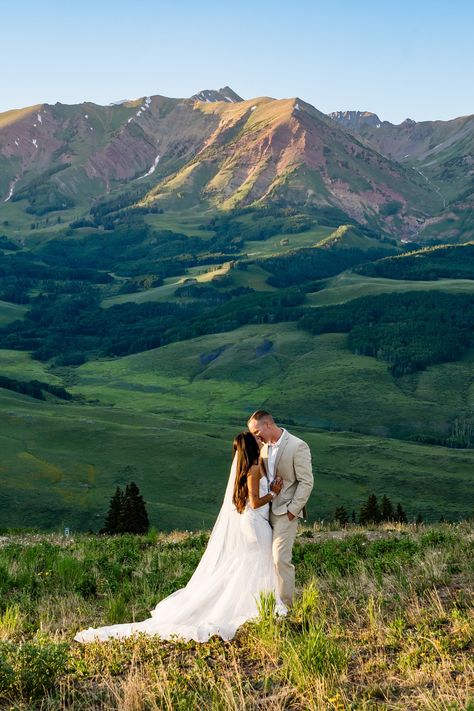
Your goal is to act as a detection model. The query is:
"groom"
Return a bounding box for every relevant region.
[247,410,313,607]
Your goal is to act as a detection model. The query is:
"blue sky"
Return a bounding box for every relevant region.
[2,0,472,123]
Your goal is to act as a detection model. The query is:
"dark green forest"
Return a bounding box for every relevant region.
[355,242,474,280]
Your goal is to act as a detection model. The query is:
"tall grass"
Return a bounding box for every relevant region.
[0,523,472,708]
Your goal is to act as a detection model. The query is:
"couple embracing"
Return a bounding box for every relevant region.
[75,410,313,644]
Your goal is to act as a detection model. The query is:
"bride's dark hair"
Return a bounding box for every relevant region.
[232,431,260,514]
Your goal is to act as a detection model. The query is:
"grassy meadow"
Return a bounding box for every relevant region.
[0,355,473,533]
[1,309,474,530]
[0,524,472,709]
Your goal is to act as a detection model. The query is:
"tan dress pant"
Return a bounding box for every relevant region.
[270,510,299,607]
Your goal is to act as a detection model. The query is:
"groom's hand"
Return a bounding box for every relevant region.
[287,511,296,521]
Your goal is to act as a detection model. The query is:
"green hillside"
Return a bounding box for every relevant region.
[1,316,473,529]
[307,271,474,306]
[1,384,473,530]
[1,192,474,531]
[355,242,474,280]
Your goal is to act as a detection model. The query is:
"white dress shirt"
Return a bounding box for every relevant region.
[267,429,285,483]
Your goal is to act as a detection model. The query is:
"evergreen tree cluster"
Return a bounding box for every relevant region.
[0,375,72,401]
[355,243,474,281]
[299,291,474,376]
[334,494,408,526]
[101,482,150,534]
[258,244,392,287]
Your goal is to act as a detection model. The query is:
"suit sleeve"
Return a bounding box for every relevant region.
[287,441,314,517]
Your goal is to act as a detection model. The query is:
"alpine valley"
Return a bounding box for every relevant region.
[0,87,473,531]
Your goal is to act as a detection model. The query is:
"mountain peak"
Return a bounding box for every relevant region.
[329,110,384,129]
[191,87,243,103]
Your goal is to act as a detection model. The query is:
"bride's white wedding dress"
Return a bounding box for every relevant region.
[74,459,286,643]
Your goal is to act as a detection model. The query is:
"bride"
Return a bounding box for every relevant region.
[74,431,287,644]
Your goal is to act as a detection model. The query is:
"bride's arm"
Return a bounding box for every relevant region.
[247,466,281,509]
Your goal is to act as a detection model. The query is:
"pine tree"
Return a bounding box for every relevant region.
[396,503,407,523]
[334,506,349,527]
[120,482,150,534]
[101,486,124,534]
[415,513,423,525]
[359,494,380,525]
[380,495,394,522]
[351,510,356,524]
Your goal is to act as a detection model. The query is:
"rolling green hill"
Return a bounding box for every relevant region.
[0,315,473,529]
[1,382,473,531]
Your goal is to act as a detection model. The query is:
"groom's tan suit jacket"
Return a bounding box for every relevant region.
[261,430,313,518]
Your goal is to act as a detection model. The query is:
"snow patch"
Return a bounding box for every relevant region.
[295,103,300,110]
[33,123,37,127]
[32,139,38,148]
[250,105,257,111]
[145,96,151,106]
[90,127,93,131]
[136,110,142,117]
[127,117,133,123]
[37,113,42,123]
[4,178,18,202]
[224,96,234,103]
[14,139,19,146]
[376,124,380,128]
[136,154,160,180]
[84,114,89,119]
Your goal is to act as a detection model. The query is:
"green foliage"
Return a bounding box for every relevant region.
[380,494,395,521]
[101,483,150,534]
[0,526,471,707]
[0,637,68,700]
[356,243,474,281]
[258,242,392,287]
[0,235,20,251]
[0,292,199,361]
[102,486,124,535]
[334,506,349,526]
[299,291,474,376]
[359,494,380,524]
[0,375,72,401]
[379,200,403,216]
[359,494,406,525]
[11,164,74,216]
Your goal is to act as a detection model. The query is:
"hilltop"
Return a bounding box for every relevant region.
[0,524,472,709]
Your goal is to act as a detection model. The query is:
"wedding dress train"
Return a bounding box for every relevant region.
[74,460,286,643]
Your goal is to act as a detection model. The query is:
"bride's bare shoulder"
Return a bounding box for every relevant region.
[247,463,260,479]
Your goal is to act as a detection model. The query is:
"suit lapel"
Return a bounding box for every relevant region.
[273,430,289,475]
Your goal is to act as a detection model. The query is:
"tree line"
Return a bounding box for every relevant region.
[257,244,392,287]
[334,494,409,526]
[299,291,474,376]
[355,243,474,281]
[0,375,72,401]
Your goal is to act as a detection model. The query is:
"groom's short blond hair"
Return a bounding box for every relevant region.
[247,410,274,425]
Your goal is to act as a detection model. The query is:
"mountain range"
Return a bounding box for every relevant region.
[1,87,473,529]
[1,87,472,241]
